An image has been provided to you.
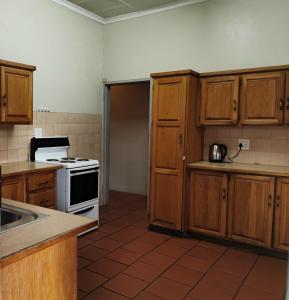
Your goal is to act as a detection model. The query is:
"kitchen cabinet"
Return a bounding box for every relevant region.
[26,171,56,208]
[0,60,36,124]
[2,169,56,209]
[199,76,239,125]
[228,174,274,248]
[188,170,227,237]
[149,71,203,231]
[239,72,284,125]
[2,175,25,202]
[274,178,289,251]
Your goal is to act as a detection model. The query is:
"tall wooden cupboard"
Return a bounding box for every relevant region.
[149,70,203,231]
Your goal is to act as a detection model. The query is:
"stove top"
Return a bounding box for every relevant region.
[31,136,99,169]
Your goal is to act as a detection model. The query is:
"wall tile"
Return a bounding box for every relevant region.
[204,126,289,166]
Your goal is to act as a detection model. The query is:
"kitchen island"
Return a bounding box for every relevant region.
[0,198,97,300]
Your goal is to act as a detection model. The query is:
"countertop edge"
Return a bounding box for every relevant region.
[1,163,62,177]
[187,161,289,177]
[0,221,96,267]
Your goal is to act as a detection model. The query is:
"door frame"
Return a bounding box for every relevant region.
[102,78,152,207]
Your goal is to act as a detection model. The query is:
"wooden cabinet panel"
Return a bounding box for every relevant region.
[2,175,25,202]
[150,76,187,230]
[240,72,285,125]
[1,67,33,124]
[274,178,289,251]
[188,171,228,237]
[200,76,239,125]
[228,174,274,247]
[27,171,56,192]
[28,189,55,208]
[284,72,289,125]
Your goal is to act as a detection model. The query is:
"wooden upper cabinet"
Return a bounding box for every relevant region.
[284,72,289,125]
[240,72,285,125]
[228,174,274,247]
[274,178,289,251]
[0,66,33,124]
[188,170,228,237]
[200,76,239,125]
[150,76,187,230]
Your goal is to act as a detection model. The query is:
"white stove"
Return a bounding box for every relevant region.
[30,136,99,233]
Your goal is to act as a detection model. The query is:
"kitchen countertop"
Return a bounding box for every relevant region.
[1,161,62,177]
[0,198,97,264]
[187,161,289,177]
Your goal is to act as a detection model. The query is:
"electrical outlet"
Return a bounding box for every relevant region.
[238,139,250,150]
[37,107,50,112]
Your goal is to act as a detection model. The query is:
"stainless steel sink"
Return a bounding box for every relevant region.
[0,204,48,232]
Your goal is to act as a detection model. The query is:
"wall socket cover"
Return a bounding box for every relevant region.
[238,139,250,150]
[34,128,43,138]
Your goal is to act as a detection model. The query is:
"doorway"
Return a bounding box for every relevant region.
[103,80,151,206]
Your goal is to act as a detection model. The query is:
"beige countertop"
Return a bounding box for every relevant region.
[1,161,62,177]
[187,161,289,177]
[0,199,97,264]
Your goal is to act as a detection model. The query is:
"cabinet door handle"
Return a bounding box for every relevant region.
[276,195,280,208]
[2,94,6,107]
[287,98,289,110]
[179,134,183,145]
[280,98,284,110]
[222,188,226,200]
[268,194,272,207]
[233,100,238,112]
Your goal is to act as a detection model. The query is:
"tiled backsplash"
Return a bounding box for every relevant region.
[0,112,102,163]
[204,126,289,166]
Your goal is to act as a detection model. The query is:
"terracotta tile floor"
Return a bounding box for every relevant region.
[78,191,288,300]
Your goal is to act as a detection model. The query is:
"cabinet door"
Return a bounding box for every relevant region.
[2,175,25,202]
[284,72,289,125]
[200,76,239,125]
[188,171,228,237]
[240,72,285,125]
[1,66,33,124]
[149,76,187,230]
[228,174,274,247]
[274,178,289,251]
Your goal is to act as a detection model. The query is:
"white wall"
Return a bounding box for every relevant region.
[109,83,150,195]
[104,0,289,81]
[0,0,104,114]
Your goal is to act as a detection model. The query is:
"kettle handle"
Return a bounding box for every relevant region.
[220,144,227,161]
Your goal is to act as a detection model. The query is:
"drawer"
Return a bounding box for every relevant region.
[28,189,55,208]
[27,171,56,192]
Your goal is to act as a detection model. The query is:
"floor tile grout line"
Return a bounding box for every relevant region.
[131,240,203,299]
[231,252,259,300]
[180,246,232,300]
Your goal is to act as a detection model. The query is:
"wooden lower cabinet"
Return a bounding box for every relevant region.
[2,170,56,209]
[228,174,274,248]
[274,178,289,251]
[2,175,25,202]
[188,171,228,237]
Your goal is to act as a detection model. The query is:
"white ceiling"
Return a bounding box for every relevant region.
[66,0,200,19]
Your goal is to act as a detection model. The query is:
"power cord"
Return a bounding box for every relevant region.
[228,143,243,163]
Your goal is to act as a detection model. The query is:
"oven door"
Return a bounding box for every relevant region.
[66,165,99,212]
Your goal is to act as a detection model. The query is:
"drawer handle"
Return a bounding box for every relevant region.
[40,200,50,207]
[38,181,49,187]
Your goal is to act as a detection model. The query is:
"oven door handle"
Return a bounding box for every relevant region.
[70,170,98,176]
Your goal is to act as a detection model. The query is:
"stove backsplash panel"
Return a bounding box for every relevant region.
[0,112,102,163]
